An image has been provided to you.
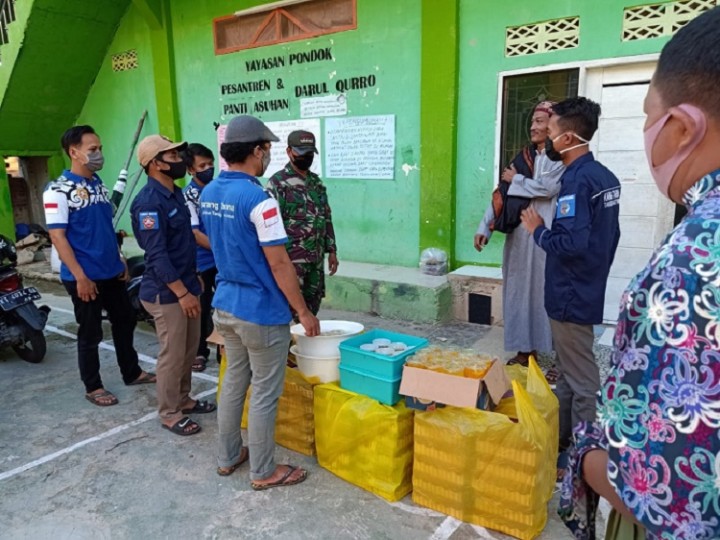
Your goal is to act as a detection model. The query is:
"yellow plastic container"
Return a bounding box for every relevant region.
[412,358,558,540]
[314,383,414,502]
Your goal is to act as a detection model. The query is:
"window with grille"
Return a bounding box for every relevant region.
[214,0,357,55]
[499,69,579,173]
[505,16,580,57]
[622,0,719,41]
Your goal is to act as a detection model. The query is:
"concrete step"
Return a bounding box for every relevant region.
[324,261,452,323]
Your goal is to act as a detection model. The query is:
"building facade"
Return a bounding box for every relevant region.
[0,0,713,319]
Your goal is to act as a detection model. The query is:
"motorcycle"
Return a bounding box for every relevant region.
[0,235,50,363]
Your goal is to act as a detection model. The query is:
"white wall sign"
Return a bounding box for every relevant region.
[324,115,395,180]
[216,118,323,178]
[300,94,348,118]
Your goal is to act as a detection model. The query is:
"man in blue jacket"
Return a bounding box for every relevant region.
[521,97,620,453]
[131,135,215,437]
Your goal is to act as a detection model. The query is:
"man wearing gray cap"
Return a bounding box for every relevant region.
[201,116,319,488]
[131,135,215,437]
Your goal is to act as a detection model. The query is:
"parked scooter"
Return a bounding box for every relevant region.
[0,235,50,363]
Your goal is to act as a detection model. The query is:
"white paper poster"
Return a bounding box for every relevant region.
[216,119,322,178]
[324,115,395,180]
[300,94,348,118]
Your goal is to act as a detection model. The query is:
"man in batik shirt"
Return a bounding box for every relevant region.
[267,130,338,319]
[559,7,720,539]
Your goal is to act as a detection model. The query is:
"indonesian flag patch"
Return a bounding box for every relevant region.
[262,206,279,227]
[44,202,59,214]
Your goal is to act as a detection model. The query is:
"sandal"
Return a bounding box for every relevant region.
[191,356,207,372]
[250,465,307,491]
[217,447,249,476]
[545,365,560,386]
[127,371,157,386]
[162,416,201,436]
[85,389,118,407]
[181,399,217,414]
[251,465,307,491]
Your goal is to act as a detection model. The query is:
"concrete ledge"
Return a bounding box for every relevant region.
[324,261,452,323]
[448,265,504,325]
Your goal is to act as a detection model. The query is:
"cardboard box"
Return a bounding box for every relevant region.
[399,359,510,411]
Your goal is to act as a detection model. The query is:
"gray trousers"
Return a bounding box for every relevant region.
[549,318,600,450]
[214,309,290,481]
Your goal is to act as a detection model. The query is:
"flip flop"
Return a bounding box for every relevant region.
[162,416,201,436]
[251,465,307,491]
[85,389,119,407]
[127,372,157,386]
[192,356,207,372]
[181,399,217,414]
[217,447,249,476]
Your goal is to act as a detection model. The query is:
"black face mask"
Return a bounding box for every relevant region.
[545,137,563,162]
[292,154,314,171]
[159,159,187,180]
[195,167,215,185]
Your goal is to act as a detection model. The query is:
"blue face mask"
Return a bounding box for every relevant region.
[195,167,215,185]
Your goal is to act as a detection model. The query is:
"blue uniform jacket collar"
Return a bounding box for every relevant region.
[564,152,594,173]
[147,176,177,199]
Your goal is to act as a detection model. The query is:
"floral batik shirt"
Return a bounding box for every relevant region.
[595,169,720,538]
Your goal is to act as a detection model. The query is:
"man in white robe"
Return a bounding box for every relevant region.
[475,102,564,367]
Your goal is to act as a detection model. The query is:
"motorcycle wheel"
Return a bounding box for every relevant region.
[12,327,47,363]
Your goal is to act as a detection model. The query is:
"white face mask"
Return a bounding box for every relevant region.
[259,148,271,176]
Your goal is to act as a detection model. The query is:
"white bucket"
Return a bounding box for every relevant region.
[290,345,340,383]
[290,320,364,357]
[50,246,61,273]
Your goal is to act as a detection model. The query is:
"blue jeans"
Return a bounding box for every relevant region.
[214,309,290,481]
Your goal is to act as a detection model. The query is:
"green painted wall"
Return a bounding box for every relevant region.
[169,0,422,267]
[419,0,458,268]
[76,4,160,233]
[0,0,34,107]
[455,0,674,267]
[0,0,131,153]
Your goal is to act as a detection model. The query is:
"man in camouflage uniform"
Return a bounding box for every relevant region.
[267,130,338,320]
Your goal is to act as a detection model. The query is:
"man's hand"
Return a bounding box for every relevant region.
[118,258,129,282]
[521,207,544,234]
[77,276,98,302]
[328,253,339,276]
[298,310,320,337]
[501,164,517,183]
[179,294,201,319]
[474,234,488,252]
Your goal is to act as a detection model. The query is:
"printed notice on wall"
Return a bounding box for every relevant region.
[300,94,348,118]
[324,115,395,180]
[216,118,322,177]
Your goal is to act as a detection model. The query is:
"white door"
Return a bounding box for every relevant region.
[585,62,675,323]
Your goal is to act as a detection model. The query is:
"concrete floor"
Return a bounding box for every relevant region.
[0,279,611,540]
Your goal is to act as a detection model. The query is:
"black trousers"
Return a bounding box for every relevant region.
[197,266,218,359]
[63,278,141,393]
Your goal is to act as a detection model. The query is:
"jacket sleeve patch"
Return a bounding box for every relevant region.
[556,194,576,219]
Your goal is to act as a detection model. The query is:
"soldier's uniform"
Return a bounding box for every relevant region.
[266,163,336,318]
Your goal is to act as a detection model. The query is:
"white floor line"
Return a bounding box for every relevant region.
[430,516,462,540]
[0,384,218,484]
[470,524,499,539]
[387,500,444,518]
[45,325,219,384]
[0,411,157,482]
